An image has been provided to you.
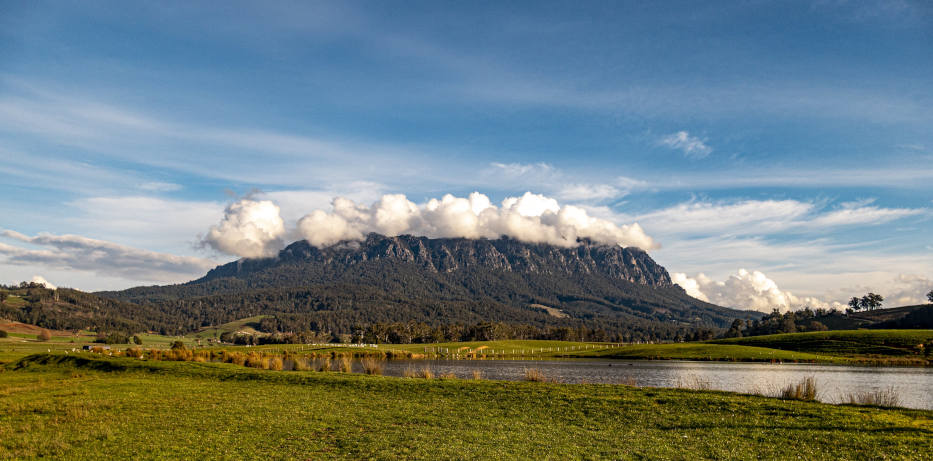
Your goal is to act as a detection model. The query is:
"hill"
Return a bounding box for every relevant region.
[100,234,760,341]
[1,283,163,333]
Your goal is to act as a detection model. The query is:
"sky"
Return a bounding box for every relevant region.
[1,0,931,311]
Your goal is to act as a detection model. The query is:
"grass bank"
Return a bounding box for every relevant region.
[712,330,933,357]
[2,354,931,460]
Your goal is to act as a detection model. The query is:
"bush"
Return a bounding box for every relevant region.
[0,329,7,338]
[37,329,52,341]
[170,340,186,350]
[133,335,142,345]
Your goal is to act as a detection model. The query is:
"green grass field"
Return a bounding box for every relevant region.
[712,330,933,356]
[1,353,931,460]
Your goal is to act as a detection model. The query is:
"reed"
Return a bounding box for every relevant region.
[524,368,548,382]
[675,375,711,391]
[844,387,900,407]
[470,370,483,380]
[360,357,383,375]
[781,377,817,401]
[417,366,434,379]
[337,355,353,373]
[317,357,332,372]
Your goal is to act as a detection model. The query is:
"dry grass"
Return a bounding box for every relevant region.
[292,357,311,371]
[844,387,900,408]
[781,377,818,401]
[417,367,434,379]
[316,357,332,372]
[360,357,383,375]
[438,372,456,379]
[675,375,711,391]
[337,355,352,373]
[524,368,549,382]
[618,377,637,386]
[471,370,483,380]
[402,366,416,378]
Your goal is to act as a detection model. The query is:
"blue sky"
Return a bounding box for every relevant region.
[1,0,931,309]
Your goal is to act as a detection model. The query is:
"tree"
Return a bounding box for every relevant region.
[860,293,884,311]
[132,335,142,345]
[848,297,862,311]
[927,290,933,303]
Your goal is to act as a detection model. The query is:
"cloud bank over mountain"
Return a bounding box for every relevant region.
[203,191,657,258]
[672,269,842,313]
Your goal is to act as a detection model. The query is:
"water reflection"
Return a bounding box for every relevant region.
[380,359,933,410]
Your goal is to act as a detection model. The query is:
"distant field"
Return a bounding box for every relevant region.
[189,315,270,339]
[1,354,930,460]
[556,343,838,363]
[712,330,933,357]
[0,331,196,365]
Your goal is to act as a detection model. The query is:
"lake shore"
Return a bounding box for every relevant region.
[2,354,931,460]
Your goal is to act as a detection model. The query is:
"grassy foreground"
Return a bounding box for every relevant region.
[2,354,932,460]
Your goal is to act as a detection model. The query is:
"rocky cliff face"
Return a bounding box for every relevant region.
[203,234,674,288]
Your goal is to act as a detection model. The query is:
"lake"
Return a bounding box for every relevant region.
[379,359,933,410]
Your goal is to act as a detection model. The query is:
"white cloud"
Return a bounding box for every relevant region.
[0,230,216,282]
[557,184,622,201]
[293,191,657,250]
[673,269,840,313]
[659,131,713,159]
[139,181,182,192]
[30,275,56,290]
[201,199,287,258]
[806,199,926,227]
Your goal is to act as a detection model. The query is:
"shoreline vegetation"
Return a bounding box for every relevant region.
[2,329,932,367]
[1,353,931,459]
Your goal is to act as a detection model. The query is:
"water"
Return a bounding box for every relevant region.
[379,359,933,410]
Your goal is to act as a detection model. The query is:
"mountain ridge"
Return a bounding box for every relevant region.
[97,234,760,340]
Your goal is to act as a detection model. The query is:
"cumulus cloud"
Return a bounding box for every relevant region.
[201,199,286,258]
[30,275,56,289]
[659,131,712,159]
[673,269,839,312]
[844,274,933,307]
[292,191,656,250]
[0,230,216,282]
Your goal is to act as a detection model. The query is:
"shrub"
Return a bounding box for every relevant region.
[37,329,52,341]
[845,388,900,407]
[170,340,186,350]
[524,368,548,382]
[133,335,142,345]
[360,357,383,375]
[781,377,818,401]
[0,329,7,338]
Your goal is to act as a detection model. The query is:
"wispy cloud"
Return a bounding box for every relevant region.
[0,230,217,282]
[658,131,713,159]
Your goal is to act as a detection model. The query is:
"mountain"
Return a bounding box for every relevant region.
[100,234,760,341]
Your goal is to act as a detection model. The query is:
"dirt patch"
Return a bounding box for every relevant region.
[528,304,569,318]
